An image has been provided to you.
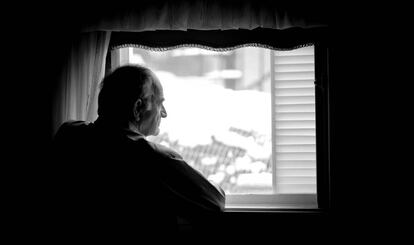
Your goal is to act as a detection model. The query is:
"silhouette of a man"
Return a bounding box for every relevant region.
[53,65,225,238]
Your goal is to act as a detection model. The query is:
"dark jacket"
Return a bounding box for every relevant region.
[52,119,225,238]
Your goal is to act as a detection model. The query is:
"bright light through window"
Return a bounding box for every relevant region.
[111,46,316,196]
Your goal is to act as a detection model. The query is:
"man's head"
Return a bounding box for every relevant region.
[97,65,167,136]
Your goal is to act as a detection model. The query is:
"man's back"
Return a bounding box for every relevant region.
[52,120,225,237]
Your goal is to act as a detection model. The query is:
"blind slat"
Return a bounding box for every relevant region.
[277,170,317,179]
[275,120,315,129]
[275,80,315,89]
[276,176,316,184]
[275,96,315,105]
[275,87,315,96]
[274,55,314,65]
[276,144,316,153]
[275,136,315,145]
[275,48,315,56]
[277,160,316,168]
[275,128,315,136]
[274,71,314,80]
[275,152,316,161]
[273,63,315,72]
[275,104,315,112]
[276,112,315,121]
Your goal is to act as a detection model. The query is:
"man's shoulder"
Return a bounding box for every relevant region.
[142,140,183,161]
[60,120,91,129]
[57,120,92,134]
[54,120,94,142]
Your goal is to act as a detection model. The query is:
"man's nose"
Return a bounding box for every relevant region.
[161,106,167,118]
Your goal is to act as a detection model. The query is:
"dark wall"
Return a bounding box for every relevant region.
[5,3,379,241]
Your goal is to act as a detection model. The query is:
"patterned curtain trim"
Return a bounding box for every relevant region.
[110,42,315,52]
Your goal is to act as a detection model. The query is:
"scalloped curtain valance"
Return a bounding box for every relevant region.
[81,0,328,32]
[108,27,328,52]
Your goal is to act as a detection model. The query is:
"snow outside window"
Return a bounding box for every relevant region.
[111,45,317,208]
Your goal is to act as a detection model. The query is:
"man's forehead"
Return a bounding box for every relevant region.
[148,72,165,100]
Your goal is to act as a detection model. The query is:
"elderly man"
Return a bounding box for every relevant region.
[53,65,225,237]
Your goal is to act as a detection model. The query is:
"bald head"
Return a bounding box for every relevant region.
[97,65,160,123]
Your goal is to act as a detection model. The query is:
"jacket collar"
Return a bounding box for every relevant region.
[94,117,145,141]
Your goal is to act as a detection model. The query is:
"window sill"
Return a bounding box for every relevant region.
[224,193,318,211]
[224,207,322,213]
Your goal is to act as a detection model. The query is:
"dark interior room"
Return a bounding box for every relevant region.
[5,0,392,242]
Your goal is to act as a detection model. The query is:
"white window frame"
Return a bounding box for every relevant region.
[225,194,317,209]
[111,45,328,211]
[226,47,318,210]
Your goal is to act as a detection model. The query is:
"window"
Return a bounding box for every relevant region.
[110,45,320,209]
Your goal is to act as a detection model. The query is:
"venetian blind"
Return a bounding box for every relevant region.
[272,45,316,194]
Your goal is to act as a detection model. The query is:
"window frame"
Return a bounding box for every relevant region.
[314,44,331,212]
[106,30,331,213]
[226,193,318,210]
[226,44,330,211]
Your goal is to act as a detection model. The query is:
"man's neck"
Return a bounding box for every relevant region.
[127,121,144,136]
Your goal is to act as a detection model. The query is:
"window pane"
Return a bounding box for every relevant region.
[112,47,272,194]
[111,46,317,195]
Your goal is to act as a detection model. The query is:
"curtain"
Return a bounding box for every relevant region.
[81,0,328,32]
[52,31,111,135]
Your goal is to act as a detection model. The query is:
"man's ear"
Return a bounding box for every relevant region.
[133,99,143,119]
